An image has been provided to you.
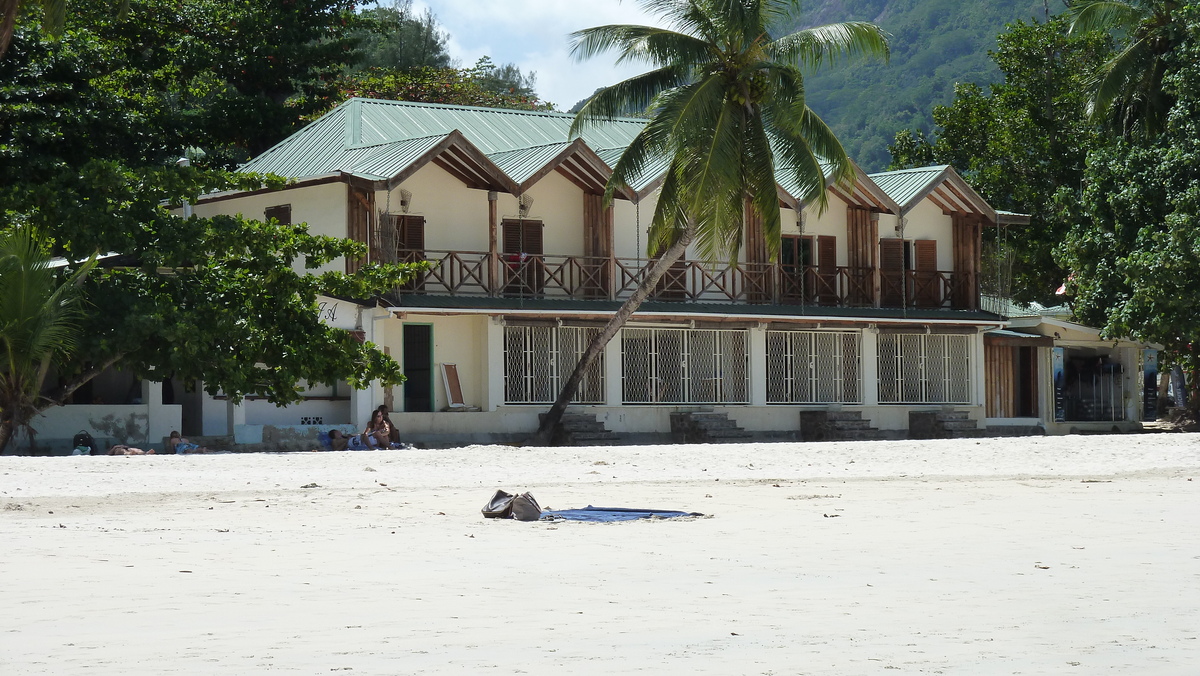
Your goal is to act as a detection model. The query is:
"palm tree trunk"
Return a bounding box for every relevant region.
[533,224,694,445]
[0,418,13,455]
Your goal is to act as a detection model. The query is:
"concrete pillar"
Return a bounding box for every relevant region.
[141,380,178,450]
[604,331,624,406]
[861,328,879,406]
[749,324,767,406]
[485,316,505,412]
[350,386,375,429]
[226,398,246,436]
[974,331,988,407]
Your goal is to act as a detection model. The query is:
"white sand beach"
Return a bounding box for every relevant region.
[2,434,1199,675]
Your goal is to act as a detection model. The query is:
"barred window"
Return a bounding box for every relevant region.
[621,328,749,404]
[766,330,862,404]
[878,333,972,404]
[504,326,604,404]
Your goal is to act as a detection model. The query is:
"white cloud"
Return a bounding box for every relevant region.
[412,0,671,109]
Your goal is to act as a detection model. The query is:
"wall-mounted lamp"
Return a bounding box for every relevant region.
[398,188,412,214]
[518,194,534,217]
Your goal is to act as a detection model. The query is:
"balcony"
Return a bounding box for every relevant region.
[392,250,978,311]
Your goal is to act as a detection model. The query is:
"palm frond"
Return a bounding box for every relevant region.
[570,64,689,136]
[770,21,890,69]
[1068,0,1145,36]
[1087,37,1153,119]
[569,24,711,68]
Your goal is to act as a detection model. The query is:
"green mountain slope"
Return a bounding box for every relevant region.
[781,0,1054,170]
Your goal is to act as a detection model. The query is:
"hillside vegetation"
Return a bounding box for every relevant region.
[781,0,1055,169]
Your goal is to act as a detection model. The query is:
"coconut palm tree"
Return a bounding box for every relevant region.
[0,228,95,453]
[1068,0,1186,138]
[533,0,888,443]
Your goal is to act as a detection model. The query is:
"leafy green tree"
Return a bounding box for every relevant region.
[0,15,421,437]
[1059,4,1200,413]
[1068,0,1190,138]
[468,56,539,99]
[534,0,888,442]
[888,17,1111,304]
[314,66,554,118]
[352,0,452,71]
[0,228,95,453]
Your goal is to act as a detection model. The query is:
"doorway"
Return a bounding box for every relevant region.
[403,324,434,412]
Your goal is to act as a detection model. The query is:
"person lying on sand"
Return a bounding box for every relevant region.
[167,431,211,454]
[108,444,154,455]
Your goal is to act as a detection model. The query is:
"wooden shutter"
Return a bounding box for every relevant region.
[815,236,837,304]
[879,238,905,307]
[914,240,939,307]
[346,186,374,274]
[399,216,425,252]
[264,204,291,225]
[501,220,543,296]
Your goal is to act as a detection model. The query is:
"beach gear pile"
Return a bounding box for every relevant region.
[481,489,703,522]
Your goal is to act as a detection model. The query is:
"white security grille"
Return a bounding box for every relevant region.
[766,331,862,403]
[621,328,749,404]
[504,326,604,404]
[878,333,972,404]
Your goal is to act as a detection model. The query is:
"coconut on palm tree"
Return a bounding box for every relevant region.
[1069,0,1187,138]
[0,228,95,453]
[533,0,888,443]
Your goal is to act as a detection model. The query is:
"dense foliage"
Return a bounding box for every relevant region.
[1059,4,1200,411]
[0,5,417,442]
[888,18,1112,304]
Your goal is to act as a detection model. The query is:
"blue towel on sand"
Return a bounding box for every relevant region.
[540,506,703,522]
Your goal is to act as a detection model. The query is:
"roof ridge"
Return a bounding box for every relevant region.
[350,97,649,124]
[868,164,950,176]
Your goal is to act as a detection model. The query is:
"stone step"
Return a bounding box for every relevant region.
[560,420,608,432]
[569,431,621,442]
[935,411,971,421]
[833,429,888,441]
[940,420,980,431]
[830,419,872,431]
[826,411,865,421]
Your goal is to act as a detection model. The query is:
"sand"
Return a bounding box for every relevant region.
[2,433,1199,675]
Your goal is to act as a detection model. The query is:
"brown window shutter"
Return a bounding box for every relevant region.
[817,236,836,272]
[914,240,938,271]
[264,204,291,225]
[502,220,521,254]
[879,238,904,271]
[400,216,425,251]
[525,221,543,255]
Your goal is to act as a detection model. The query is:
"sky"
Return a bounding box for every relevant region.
[409,0,670,110]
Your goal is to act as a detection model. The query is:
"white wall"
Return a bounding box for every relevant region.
[193,181,349,275]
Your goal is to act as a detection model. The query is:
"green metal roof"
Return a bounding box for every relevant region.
[867,165,950,211]
[242,98,648,186]
[487,143,570,184]
[238,98,984,215]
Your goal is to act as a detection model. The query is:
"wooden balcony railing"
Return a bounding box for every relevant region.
[394,249,978,310]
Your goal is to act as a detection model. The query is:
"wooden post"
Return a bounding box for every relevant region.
[488,190,498,296]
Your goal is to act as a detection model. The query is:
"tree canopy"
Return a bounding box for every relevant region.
[1058,3,1200,411]
[888,17,1112,304]
[0,2,419,447]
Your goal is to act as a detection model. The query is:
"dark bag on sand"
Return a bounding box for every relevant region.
[510,492,542,522]
[482,489,516,518]
[73,430,98,456]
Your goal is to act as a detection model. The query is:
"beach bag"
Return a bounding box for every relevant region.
[72,430,97,456]
[482,489,515,518]
[510,492,542,522]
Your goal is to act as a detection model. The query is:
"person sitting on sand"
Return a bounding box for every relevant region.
[108,444,153,455]
[362,409,393,449]
[376,405,401,444]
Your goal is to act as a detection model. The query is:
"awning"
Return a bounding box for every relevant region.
[986,329,1054,347]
